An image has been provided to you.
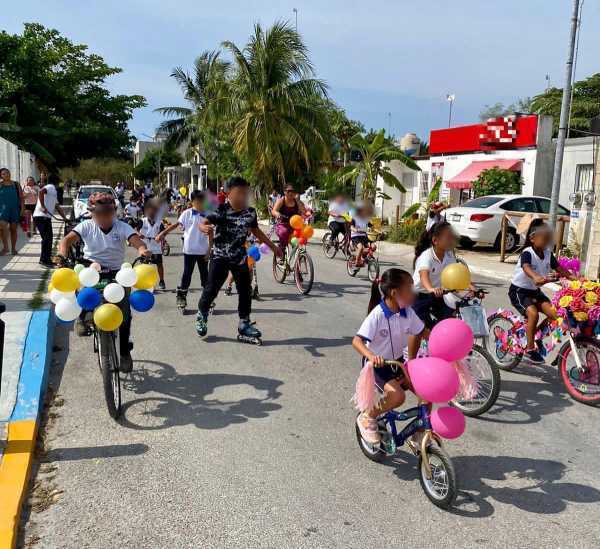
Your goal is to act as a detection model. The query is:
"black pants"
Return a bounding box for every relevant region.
[34,216,53,263]
[412,292,454,330]
[199,257,251,319]
[179,254,208,291]
[329,221,347,242]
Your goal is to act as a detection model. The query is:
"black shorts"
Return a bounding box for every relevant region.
[508,284,550,316]
[150,254,163,266]
[367,359,407,388]
[412,292,454,330]
[25,204,35,212]
[351,235,369,247]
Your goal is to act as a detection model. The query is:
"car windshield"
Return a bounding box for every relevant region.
[461,196,503,209]
[77,187,111,200]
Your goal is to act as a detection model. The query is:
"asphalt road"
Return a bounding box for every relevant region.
[23,236,600,548]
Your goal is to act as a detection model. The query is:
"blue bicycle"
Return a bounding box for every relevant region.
[355,361,458,509]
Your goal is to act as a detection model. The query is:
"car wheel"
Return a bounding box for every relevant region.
[494,228,518,252]
[459,237,476,250]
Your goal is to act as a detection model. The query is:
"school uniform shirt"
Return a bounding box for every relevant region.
[413,247,456,293]
[33,184,58,218]
[140,217,163,254]
[73,219,135,271]
[125,202,141,219]
[178,208,209,255]
[357,300,424,360]
[328,201,347,224]
[205,203,258,264]
[351,216,370,236]
[511,246,558,291]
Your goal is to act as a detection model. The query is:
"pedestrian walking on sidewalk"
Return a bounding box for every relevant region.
[0,167,24,255]
[33,173,68,268]
[22,176,40,237]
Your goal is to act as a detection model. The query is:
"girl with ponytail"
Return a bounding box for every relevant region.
[353,268,426,445]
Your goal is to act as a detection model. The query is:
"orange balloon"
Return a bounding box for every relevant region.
[247,256,255,268]
[302,225,314,239]
[290,215,303,230]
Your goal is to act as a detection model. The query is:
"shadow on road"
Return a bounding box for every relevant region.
[44,443,149,462]
[382,453,600,518]
[120,360,283,431]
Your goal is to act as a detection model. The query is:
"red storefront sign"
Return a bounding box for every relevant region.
[430,114,538,155]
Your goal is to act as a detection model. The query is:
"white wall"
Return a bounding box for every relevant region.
[375,160,421,223]
[0,136,39,183]
[560,137,595,208]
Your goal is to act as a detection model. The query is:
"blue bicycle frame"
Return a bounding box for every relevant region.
[383,403,432,447]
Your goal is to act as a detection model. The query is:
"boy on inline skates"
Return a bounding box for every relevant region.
[197,176,281,343]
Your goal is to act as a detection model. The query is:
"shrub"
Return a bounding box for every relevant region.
[386,218,426,244]
[472,168,522,198]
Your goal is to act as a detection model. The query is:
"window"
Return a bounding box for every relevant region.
[575,164,594,193]
[462,196,503,209]
[420,172,430,201]
[536,198,570,216]
[500,198,538,213]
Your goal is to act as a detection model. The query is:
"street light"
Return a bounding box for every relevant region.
[446,94,455,127]
[293,8,298,30]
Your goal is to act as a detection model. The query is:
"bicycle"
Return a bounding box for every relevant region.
[322,222,353,260]
[346,232,381,282]
[161,238,171,256]
[485,307,600,405]
[355,360,457,509]
[272,241,315,295]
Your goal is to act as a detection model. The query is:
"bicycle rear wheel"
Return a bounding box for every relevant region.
[485,312,523,371]
[98,330,122,419]
[272,252,288,283]
[451,345,500,417]
[558,336,600,405]
[346,256,359,277]
[294,250,314,295]
[322,232,337,259]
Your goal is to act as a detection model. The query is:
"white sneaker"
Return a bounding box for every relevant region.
[357,413,381,445]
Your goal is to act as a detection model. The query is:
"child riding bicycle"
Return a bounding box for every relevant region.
[271,184,306,249]
[57,192,151,373]
[350,201,374,267]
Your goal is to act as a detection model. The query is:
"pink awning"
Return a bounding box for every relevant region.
[446,159,523,189]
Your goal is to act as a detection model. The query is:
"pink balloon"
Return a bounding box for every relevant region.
[407,357,460,403]
[431,406,465,439]
[429,318,473,362]
[259,243,271,255]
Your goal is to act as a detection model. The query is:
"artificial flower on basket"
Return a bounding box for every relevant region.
[552,278,600,333]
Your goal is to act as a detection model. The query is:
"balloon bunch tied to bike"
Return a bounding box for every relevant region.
[49,261,157,419]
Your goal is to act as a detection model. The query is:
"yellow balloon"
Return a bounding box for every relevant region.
[93,303,123,332]
[441,262,471,291]
[179,186,187,197]
[51,268,80,293]
[47,282,54,293]
[134,264,159,290]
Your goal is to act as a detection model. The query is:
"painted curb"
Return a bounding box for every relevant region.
[0,310,55,549]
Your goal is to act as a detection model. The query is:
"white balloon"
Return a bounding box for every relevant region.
[55,298,82,322]
[115,267,137,288]
[121,262,132,270]
[79,267,100,288]
[103,283,125,304]
[49,288,76,304]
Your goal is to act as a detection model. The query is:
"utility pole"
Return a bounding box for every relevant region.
[446,94,455,127]
[293,8,298,31]
[549,0,580,230]
[387,112,392,138]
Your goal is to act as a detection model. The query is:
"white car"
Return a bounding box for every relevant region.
[72,185,122,221]
[445,194,570,251]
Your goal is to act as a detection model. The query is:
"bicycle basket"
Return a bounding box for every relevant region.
[460,305,489,337]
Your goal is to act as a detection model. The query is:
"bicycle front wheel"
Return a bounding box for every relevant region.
[98,330,122,419]
[272,253,288,283]
[367,257,380,282]
[558,336,600,405]
[419,445,457,509]
[485,312,523,371]
[294,251,314,295]
[451,345,500,417]
[322,232,337,259]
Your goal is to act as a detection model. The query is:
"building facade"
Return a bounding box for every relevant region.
[0,136,39,183]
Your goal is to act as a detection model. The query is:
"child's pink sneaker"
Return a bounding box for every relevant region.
[356,413,381,445]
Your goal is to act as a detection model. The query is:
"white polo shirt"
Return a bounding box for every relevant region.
[33,184,58,218]
[140,217,163,254]
[511,246,557,291]
[178,208,209,255]
[73,219,135,271]
[328,201,347,224]
[351,216,370,236]
[357,301,424,360]
[413,247,456,293]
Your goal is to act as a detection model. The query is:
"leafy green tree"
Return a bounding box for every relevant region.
[531,73,600,136]
[338,129,419,201]
[0,23,145,169]
[222,21,330,191]
[472,168,522,198]
[325,102,364,166]
[61,158,134,186]
[479,97,532,121]
[133,147,183,182]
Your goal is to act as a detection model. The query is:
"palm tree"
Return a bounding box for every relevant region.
[338,129,419,201]
[156,50,230,156]
[222,21,330,191]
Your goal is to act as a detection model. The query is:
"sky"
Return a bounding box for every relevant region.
[5,1,600,143]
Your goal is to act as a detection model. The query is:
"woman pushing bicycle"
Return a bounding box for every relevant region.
[57,192,151,372]
[271,184,306,249]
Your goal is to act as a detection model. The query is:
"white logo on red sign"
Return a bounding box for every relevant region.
[479,115,518,145]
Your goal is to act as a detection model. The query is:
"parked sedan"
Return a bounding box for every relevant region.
[445,194,570,251]
[72,185,122,220]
